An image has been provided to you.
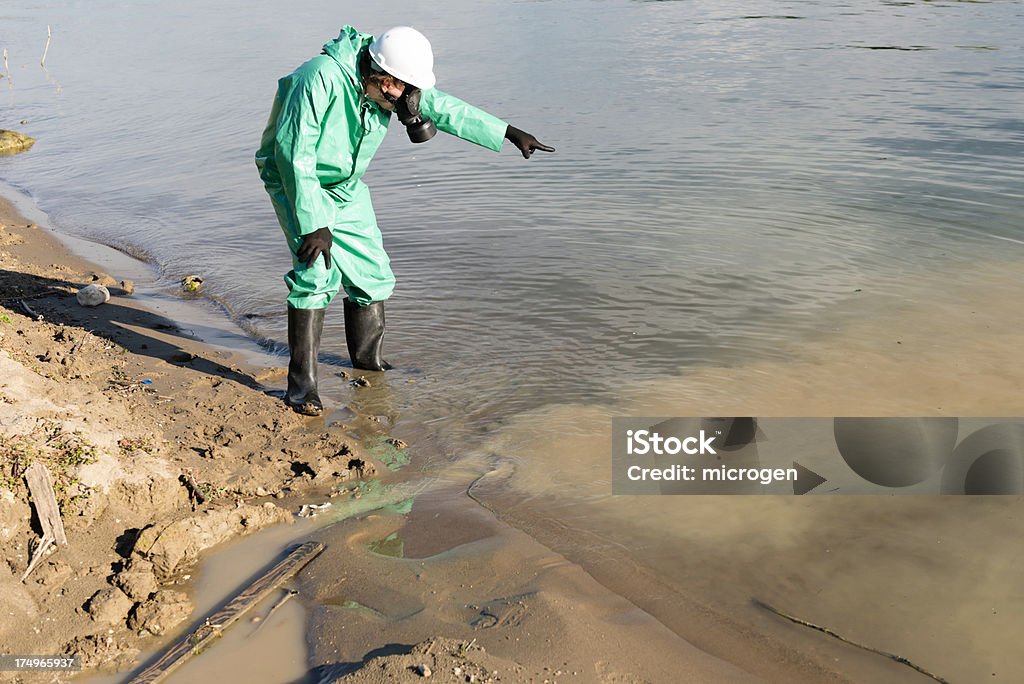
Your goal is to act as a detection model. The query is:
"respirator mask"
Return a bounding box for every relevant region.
[383,86,436,144]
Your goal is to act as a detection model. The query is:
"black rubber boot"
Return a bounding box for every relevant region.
[344,298,392,371]
[286,306,325,415]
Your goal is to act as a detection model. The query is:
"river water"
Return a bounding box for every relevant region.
[4,0,1024,680]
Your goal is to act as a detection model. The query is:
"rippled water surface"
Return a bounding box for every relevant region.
[2,0,1024,435]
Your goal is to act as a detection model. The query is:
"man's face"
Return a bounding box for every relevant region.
[365,75,406,111]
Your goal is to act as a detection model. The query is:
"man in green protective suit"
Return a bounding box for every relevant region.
[256,25,553,415]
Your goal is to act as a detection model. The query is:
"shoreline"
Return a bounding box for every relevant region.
[0,189,397,681]
[9,182,1018,683]
[0,188,770,682]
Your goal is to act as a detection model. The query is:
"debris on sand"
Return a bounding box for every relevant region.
[298,502,333,518]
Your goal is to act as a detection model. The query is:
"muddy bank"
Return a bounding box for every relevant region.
[1,193,760,684]
[0,196,388,681]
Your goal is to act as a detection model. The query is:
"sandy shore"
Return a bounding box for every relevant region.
[0,193,388,681]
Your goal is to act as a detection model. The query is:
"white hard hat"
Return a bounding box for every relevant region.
[368,26,436,90]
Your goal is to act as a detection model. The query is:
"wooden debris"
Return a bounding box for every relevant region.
[127,541,324,684]
[21,463,68,582]
[19,299,42,321]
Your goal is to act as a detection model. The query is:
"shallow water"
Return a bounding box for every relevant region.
[3,0,1023,437]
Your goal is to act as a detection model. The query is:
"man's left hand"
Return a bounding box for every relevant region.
[297,227,333,269]
[505,125,555,159]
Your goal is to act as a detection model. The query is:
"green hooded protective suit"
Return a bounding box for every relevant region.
[256,26,508,309]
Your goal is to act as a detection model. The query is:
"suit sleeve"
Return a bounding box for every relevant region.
[273,73,338,236]
[417,88,508,152]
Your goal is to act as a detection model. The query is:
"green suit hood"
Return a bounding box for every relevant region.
[321,26,373,90]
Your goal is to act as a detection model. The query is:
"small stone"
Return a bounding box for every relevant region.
[76,284,110,307]
[414,663,431,677]
[119,279,135,295]
[352,377,371,388]
[386,438,408,449]
[255,487,269,497]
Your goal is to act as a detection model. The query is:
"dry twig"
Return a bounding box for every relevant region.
[19,299,42,321]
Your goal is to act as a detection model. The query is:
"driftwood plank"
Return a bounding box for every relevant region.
[127,541,324,684]
[25,462,67,545]
[21,463,69,582]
